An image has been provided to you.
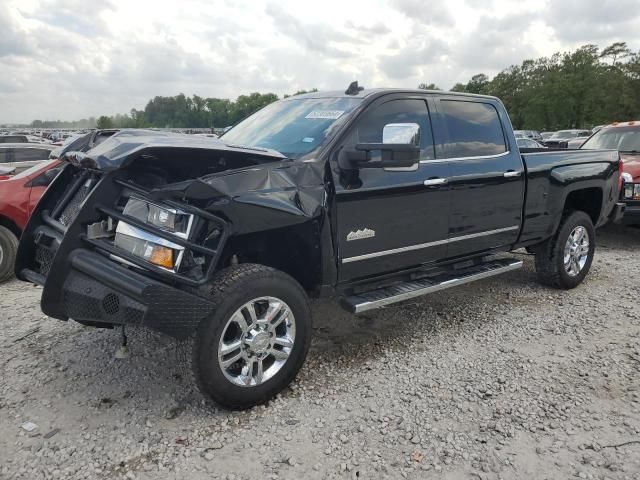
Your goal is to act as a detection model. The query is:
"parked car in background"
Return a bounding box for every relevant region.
[0,144,54,173]
[580,121,640,225]
[26,135,53,144]
[0,135,29,143]
[543,130,591,148]
[0,160,63,282]
[514,130,526,138]
[524,130,543,142]
[566,136,589,149]
[541,132,555,141]
[516,138,546,149]
[48,129,119,159]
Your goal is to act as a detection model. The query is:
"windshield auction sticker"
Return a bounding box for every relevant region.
[305,110,344,120]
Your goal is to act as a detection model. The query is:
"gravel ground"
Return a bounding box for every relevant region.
[1,225,640,480]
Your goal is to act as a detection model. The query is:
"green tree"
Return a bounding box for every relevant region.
[96,116,114,128]
[450,83,467,92]
[465,74,490,94]
[600,42,632,65]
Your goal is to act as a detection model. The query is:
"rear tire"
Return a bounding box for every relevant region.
[189,264,312,410]
[533,211,595,289]
[0,226,18,283]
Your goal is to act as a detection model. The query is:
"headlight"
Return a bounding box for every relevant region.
[623,183,640,200]
[123,197,193,238]
[114,222,185,270]
[113,197,195,271]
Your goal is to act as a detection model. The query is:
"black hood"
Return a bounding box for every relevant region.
[61,129,286,171]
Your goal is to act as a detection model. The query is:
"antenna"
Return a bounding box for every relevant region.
[345,81,364,95]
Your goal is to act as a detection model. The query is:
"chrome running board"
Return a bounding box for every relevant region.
[341,258,523,313]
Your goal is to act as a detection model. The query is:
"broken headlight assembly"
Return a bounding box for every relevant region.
[122,197,193,237]
[114,197,195,271]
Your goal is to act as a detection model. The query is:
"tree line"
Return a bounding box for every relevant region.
[29,42,639,131]
[94,89,317,129]
[421,42,640,130]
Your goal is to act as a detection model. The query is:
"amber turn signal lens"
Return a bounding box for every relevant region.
[149,246,174,269]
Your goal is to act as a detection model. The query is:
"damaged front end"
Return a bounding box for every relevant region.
[16,130,329,338]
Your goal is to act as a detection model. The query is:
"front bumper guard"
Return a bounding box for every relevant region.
[58,249,215,339]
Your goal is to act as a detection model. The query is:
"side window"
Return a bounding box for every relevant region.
[14,148,50,162]
[440,100,507,158]
[354,99,435,160]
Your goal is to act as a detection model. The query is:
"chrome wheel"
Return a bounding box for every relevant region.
[564,226,589,276]
[218,297,296,387]
[0,244,4,266]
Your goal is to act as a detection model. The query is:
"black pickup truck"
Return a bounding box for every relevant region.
[16,84,624,409]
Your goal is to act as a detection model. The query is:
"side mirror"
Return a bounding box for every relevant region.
[382,123,420,146]
[338,123,421,169]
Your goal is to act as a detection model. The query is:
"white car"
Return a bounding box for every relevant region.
[0,144,55,173]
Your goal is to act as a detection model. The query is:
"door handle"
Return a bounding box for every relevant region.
[424,178,448,186]
[503,170,522,178]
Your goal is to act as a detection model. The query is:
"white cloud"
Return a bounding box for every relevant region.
[0,0,638,123]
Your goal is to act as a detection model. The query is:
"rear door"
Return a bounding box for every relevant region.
[332,95,451,282]
[434,97,525,258]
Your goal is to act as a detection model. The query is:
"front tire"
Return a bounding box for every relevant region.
[533,211,595,289]
[0,226,19,283]
[190,264,311,409]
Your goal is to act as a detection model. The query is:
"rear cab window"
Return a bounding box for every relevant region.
[439,100,507,158]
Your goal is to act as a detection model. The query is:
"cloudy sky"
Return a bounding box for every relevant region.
[1,0,639,124]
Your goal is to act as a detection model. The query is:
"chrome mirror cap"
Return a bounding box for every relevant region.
[382,123,420,146]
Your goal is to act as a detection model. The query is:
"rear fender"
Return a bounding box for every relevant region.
[548,161,616,232]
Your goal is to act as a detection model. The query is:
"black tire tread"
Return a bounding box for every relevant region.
[0,225,19,283]
[533,210,594,289]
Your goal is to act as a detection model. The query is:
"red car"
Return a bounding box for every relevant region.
[0,160,63,282]
[580,121,640,225]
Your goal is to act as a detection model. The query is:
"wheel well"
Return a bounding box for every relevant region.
[563,188,602,224]
[220,222,321,293]
[0,215,21,239]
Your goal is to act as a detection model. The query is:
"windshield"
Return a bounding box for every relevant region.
[221,97,362,159]
[581,126,640,153]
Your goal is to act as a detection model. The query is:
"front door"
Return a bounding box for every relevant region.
[332,95,451,282]
[434,97,525,258]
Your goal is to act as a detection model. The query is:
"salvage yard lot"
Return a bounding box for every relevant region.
[1,226,639,480]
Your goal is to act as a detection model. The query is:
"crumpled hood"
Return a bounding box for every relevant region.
[621,153,640,181]
[61,129,286,171]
